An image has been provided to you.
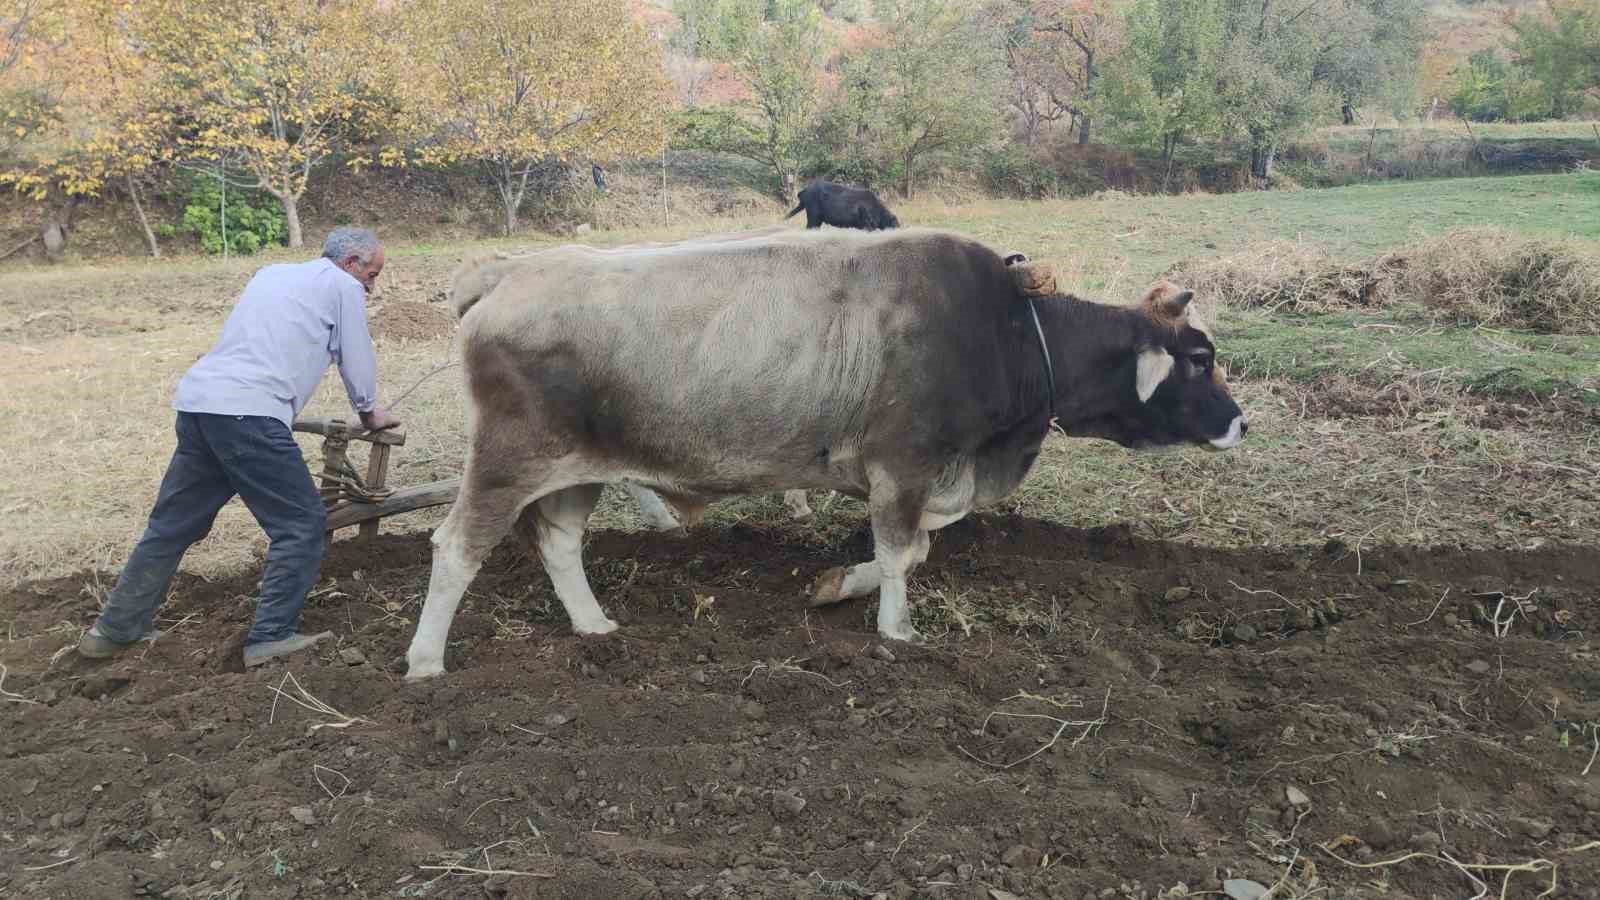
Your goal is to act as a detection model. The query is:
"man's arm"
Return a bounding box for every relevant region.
[332,282,399,431]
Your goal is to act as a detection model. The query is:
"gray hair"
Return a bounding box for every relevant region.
[321,227,382,264]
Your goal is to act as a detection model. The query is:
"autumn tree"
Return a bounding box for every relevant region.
[673,0,829,200]
[394,0,674,235]
[5,0,177,256]
[134,0,380,249]
[1013,0,1120,145]
[0,0,65,163]
[845,0,1007,198]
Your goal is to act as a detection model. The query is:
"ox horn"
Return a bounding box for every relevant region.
[1004,251,1057,297]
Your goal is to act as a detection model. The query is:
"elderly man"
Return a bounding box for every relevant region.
[78,227,400,667]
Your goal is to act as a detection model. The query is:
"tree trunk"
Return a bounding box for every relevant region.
[126,173,160,258]
[282,193,303,249]
[903,153,914,200]
[1078,49,1095,145]
[503,194,518,236]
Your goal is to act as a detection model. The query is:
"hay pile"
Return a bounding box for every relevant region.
[369,301,455,341]
[1167,228,1600,335]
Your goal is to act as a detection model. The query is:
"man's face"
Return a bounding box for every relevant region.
[340,248,385,294]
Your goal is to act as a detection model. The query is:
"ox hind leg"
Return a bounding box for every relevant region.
[512,483,615,635]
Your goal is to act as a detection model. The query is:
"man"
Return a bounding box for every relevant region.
[78,227,400,667]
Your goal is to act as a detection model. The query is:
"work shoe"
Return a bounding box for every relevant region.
[76,626,164,659]
[243,631,335,668]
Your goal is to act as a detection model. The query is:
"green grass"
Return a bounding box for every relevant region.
[912,171,1600,291]
[1220,308,1600,405]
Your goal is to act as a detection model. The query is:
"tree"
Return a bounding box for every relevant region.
[1214,0,1425,179]
[0,0,65,162]
[672,0,829,200]
[1099,0,1226,184]
[849,0,1007,198]
[1509,0,1600,119]
[10,0,176,255]
[134,0,380,249]
[393,0,674,235]
[1024,0,1120,145]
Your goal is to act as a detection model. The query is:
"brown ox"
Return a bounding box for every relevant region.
[404,227,1246,679]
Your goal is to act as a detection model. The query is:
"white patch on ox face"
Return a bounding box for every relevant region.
[1135,348,1175,403]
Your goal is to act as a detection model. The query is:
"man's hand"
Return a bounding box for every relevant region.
[360,407,401,433]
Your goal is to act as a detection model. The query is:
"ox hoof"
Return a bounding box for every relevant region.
[879,626,924,646]
[574,618,620,636]
[404,661,446,682]
[810,567,848,607]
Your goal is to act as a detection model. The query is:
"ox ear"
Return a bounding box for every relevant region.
[1135,348,1175,403]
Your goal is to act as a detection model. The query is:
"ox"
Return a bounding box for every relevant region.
[474,225,819,525]
[785,180,900,231]
[404,228,1247,679]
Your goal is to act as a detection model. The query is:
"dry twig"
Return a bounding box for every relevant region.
[266,671,371,732]
[958,688,1111,769]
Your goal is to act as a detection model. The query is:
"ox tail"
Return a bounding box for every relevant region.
[784,202,804,220]
[448,254,522,319]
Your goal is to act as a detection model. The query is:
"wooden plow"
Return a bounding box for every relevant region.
[292,416,460,542]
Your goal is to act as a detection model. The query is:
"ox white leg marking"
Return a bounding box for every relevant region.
[623,482,681,531]
[405,520,481,681]
[874,529,929,644]
[783,489,814,520]
[1136,349,1175,403]
[1209,415,1247,450]
[533,484,617,635]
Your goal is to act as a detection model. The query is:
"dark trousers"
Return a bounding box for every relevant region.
[95,412,327,646]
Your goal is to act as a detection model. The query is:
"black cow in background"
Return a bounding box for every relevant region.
[785,179,900,231]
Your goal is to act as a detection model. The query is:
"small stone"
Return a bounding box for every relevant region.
[872,644,897,663]
[19,778,37,796]
[541,711,572,729]
[289,806,317,826]
[1442,613,1460,627]
[725,757,746,778]
[685,885,707,898]
[1233,624,1258,642]
[1366,820,1397,850]
[580,662,600,678]
[771,792,806,819]
[1411,832,1442,852]
[1285,785,1310,807]
[741,701,767,721]
[62,807,86,828]
[690,668,710,686]
[1001,844,1043,868]
[1163,586,1192,603]
[957,863,974,882]
[1512,817,1554,839]
[1223,879,1269,900]
[1466,659,1492,675]
[338,647,367,666]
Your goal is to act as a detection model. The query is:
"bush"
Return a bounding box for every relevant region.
[978,147,1062,199]
[159,174,287,256]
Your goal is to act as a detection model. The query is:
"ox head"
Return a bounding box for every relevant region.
[1119,281,1247,451]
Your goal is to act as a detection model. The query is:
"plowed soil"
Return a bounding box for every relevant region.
[3,513,1598,900]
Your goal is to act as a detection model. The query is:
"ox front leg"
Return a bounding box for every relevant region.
[525,484,617,635]
[864,477,930,643]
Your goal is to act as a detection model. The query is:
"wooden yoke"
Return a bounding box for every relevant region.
[292,416,405,542]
